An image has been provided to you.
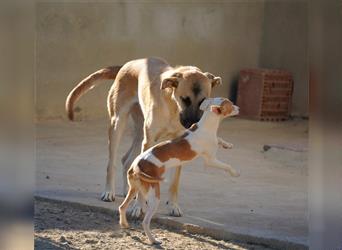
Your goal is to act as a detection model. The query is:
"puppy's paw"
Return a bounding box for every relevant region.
[127,200,143,219]
[166,202,183,217]
[150,239,162,245]
[119,221,129,229]
[101,190,115,202]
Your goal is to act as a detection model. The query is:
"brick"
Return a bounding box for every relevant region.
[237,68,293,121]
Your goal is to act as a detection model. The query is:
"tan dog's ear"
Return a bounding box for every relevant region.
[210,105,222,115]
[204,72,222,88]
[160,72,183,90]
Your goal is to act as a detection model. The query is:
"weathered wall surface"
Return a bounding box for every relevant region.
[36,1,264,120]
[36,1,308,120]
[259,1,308,116]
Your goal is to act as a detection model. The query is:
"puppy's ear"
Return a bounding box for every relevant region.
[160,72,183,90]
[220,100,234,116]
[204,72,222,88]
[210,105,222,115]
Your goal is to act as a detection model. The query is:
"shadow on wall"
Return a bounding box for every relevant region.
[229,75,239,104]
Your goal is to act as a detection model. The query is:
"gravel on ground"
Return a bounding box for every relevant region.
[34,199,274,250]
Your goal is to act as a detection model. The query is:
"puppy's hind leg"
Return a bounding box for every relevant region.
[142,184,161,245]
[119,181,138,228]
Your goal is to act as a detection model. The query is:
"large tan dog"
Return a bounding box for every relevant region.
[65,57,221,217]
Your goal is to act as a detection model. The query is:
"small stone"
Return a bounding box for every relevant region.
[46,175,50,179]
[110,233,120,238]
[59,235,70,244]
[85,239,98,244]
[263,145,271,152]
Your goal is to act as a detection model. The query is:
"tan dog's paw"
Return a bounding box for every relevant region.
[127,200,143,219]
[166,201,183,217]
[101,190,115,202]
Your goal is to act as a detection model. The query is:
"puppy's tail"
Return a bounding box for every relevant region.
[65,65,122,121]
[136,172,164,183]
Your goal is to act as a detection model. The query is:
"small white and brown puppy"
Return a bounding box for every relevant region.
[119,97,239,245]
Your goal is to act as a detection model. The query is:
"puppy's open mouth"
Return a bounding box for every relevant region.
[230,105,240,116]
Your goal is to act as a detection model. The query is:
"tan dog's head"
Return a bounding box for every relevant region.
[200,97,239,117]
[161,67,221,128]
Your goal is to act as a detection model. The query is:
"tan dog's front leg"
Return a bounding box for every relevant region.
[218,137,233,149]
[166,166,183,217]
[127,124,154,218]
[205,157,240,177]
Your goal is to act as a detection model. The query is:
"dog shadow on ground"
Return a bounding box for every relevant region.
[35,236,77,250]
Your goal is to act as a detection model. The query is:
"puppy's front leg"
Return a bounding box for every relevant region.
[205,156,240,177]
[217,137,233,149]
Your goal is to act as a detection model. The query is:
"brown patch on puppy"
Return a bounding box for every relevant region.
[211,105,222,115]
[132,159,164,199]
[212,100,234,116]
[220,100,234,116]
[138,159,165,180]
[152,138,197,162]
[189,123,198,132]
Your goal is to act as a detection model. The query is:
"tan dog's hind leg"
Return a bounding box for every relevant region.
[167,166,183,217]
[101,114,129,202]
[121,104,144,196]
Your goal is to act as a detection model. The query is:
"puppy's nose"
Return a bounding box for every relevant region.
[233,105,240,114]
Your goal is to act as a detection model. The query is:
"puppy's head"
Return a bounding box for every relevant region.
[161,67,221,128]
[200,97,239,117]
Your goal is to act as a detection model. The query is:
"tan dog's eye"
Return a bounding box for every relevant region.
[180,96,192,107]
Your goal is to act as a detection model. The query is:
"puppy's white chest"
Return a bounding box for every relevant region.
[191,135,217,153]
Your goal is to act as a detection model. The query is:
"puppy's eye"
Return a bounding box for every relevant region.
[180,96,192,107]
[198,98,205,107]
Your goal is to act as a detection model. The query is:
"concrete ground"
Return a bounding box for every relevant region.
[36,118,308,248]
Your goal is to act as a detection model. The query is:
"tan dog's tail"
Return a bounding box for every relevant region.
[65,65,122,121]
[136,172,163,183]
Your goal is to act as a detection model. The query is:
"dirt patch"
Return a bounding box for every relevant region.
[34,199,274,250]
